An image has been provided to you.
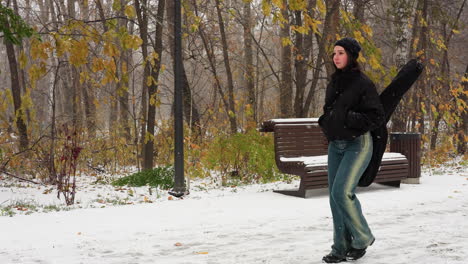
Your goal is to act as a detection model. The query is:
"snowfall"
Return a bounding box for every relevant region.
[0,158,467,264]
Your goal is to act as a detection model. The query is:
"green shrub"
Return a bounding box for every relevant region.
[203,129,283,184]
[112,165,174,189]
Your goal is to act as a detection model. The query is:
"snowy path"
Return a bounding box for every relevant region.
[0,174,467,264]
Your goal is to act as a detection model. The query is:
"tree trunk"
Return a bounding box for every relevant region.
[4,1,29,150]
[143,0,165,170]
[458,64,468,154]
[296,0,315,117]
[432,0,466,151]
[394,0,411,67]
[118,0,131,140]
[303,0,340,116]
[192,1,231,127]
[323,0,340,78]
[390,0,414,132]
[67,0,83,128]
[215,0,238,133]
[5,38,29,150]
[293,11,306,118]
[243,1,256,122]
[80,0,97,136]
[417,0,428,136]
[134,0,149,165]
[279,4,293,118]
[353,0,367,23]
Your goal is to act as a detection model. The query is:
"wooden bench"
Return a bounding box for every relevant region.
[260,118,409,198]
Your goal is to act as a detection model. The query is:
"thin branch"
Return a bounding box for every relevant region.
[1,135,47,169]
[0,170,42,185]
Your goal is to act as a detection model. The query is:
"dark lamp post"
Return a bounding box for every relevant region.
[169,0,185,197]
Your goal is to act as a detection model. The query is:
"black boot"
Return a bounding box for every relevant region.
[345,248,366,261]
[322,253,347,263]
[346,238,375,261]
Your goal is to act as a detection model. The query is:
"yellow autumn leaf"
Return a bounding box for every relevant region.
[19,51,27,69]
[123,35,142,50]
[151,51,160,61]
[281,37,292,47]
[362,24,373,37]
[272,0,284,9]
[79,71,90,84]
[53,34,69,57]
[112,0,121,11]
[104,59,117,74]
[452,29,460,34]
[276,11,288,24]
[369,55,380,70]
[353,30,365,44]
[146,76,154,87]
[124,5,136,19]
[436,39,447,50]
[341,10,351,23]
[316,0,326,16]
[30,39,50,61]
[335,33,341,41]
[190,23,199,33]
[304,14,321,34]
[196,252,209,255]
[261,0,272,15]
[70,39,89,66]
[149,93,160,106]
[289,0,307,11]
[357,56,367,64]
[92,58,104,72]
[104,42,120,57]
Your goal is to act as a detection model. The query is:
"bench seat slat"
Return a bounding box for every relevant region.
[277,141,327,147]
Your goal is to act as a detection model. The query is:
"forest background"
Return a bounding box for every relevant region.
[0,0,467,202]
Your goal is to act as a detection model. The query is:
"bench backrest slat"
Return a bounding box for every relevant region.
[273,122,328,158]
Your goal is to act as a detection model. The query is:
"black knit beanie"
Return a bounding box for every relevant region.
[334,37,361,59]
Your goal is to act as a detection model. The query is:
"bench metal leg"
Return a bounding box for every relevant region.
[273,189,306,198]
[402,178,420,184]
[378,181,401,188]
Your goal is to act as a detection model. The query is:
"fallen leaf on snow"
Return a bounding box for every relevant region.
[77,232,82,235]
[195,252,208,254]
[174,242,182,246]
[42,188,53,194]
[168,196,173,200]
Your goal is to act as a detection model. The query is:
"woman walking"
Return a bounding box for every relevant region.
[318,37,385,263]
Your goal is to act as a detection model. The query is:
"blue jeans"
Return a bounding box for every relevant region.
[327,131,375,257]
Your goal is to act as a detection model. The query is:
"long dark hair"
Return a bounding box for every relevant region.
[331,49,361,73]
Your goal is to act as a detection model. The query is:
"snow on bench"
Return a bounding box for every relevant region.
[280,152,407,168]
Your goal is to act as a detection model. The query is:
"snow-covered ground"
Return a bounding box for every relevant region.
[0,160,467,264]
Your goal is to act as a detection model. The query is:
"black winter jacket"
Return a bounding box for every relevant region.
[318,70,385,142]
